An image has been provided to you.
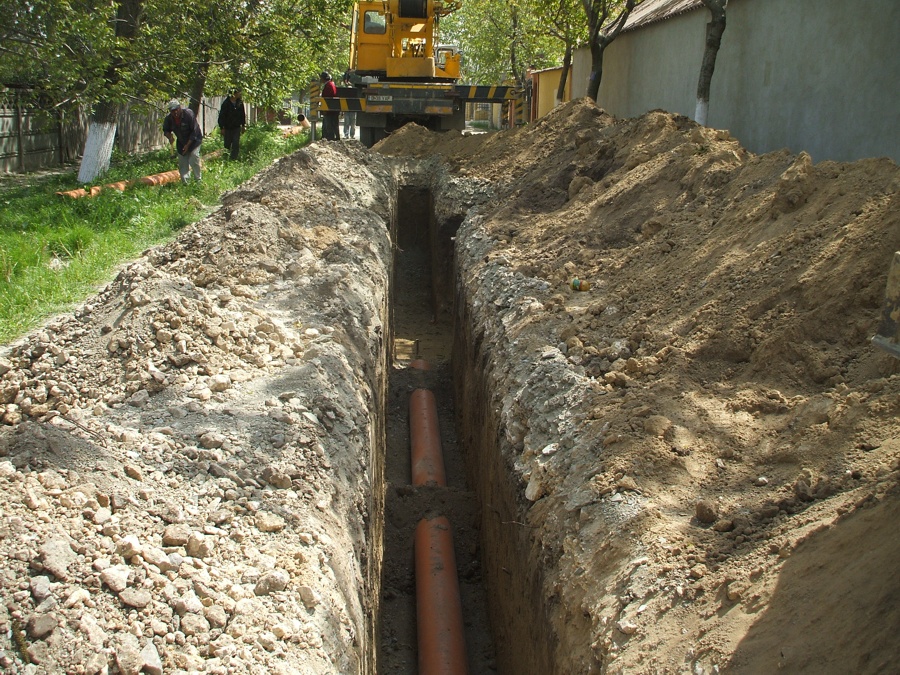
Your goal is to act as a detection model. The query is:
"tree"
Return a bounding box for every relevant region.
[695,0,727,126]
[0,0,119,103]
[139,0,352,116]
[444,0,561,87]
[78,0,143,183]
[2,0,354,178]
[535,0,587,105]
[581,0,639,102]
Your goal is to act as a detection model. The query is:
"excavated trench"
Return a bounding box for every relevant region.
[372,174,568,673]
[377,185,505,673]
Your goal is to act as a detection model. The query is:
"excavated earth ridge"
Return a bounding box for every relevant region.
[1,98,899,674]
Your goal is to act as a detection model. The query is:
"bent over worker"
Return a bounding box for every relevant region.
[163,99,203,183]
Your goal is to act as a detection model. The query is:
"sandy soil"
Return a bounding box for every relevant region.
[0,97,898,674]
[378,100,900,673]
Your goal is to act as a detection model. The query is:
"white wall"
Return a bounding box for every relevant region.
[573,0,900,163]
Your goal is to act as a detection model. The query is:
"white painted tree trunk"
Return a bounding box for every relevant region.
[695,98,709,127]
[77,121,117,183]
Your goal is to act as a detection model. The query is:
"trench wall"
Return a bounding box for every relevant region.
[418,162,568,673]
[444,201,607,673]
[452,314,558,673]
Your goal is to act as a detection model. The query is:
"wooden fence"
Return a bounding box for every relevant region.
[0,91,278,175]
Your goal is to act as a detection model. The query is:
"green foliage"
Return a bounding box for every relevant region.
[135,0,354,111]
[443,0,571,85]
[0,0,121,107]
[0,125,309,344]
[0,0,354,114]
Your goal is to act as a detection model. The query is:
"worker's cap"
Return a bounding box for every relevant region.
[167,99,181,110]
[320,71,331,81]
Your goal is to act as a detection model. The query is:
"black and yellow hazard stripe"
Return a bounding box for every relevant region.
[515,96,526,125]
[316,98,365,113]
[454,85,520,102]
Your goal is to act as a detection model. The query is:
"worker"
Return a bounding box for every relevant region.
[320,72,340,141]
[342,71,356,140]
[162,100,203,183]
[218,88,246,160]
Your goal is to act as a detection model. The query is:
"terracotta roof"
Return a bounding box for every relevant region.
[621,0,706,32]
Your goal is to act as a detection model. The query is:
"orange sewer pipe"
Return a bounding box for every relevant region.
[415,516,469,675]
[58,169,182,198]
[409,388,447,487]
[57,149,225,198]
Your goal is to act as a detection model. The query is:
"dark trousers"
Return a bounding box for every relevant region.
[322,112,340,141]
[222,127,241,159]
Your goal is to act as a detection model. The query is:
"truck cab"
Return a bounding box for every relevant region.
[350,1,461,81]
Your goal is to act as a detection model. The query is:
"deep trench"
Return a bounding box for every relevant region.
[377,187,499,673]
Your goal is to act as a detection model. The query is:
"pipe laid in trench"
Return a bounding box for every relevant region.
[408,369,469,672]
[409,388,447,487]
[415,515,469,675]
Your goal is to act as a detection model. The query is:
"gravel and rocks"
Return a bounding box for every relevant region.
[0,144,395,674]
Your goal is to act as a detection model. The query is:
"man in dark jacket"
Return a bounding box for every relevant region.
[218,89,246,160]
[320,72,340,141]
[162,99,203,183]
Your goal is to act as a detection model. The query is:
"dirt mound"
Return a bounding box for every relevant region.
[385,99,900,672]
[0,144,395,674]
[0,96,898,674]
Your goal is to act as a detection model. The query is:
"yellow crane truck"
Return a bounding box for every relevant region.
[318,1,521,147]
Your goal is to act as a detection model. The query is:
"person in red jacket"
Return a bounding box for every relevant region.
[320,72,340,141]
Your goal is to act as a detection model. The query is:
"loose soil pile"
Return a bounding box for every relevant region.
[1,98,898,674]
[378,100,900,674]
[0,145,396,674]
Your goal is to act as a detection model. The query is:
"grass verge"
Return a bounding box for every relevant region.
[0,124,309,345]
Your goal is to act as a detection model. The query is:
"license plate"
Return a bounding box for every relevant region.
[368,95,392,102]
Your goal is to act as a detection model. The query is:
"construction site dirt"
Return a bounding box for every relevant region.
[0,98,898,674]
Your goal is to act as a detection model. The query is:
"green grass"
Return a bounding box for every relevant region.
[0,124,310,345]
[467,120,494,131]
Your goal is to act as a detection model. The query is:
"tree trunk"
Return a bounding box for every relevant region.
[509,9,521,87]
[77,101,118,183]
[189,57,210,116]
[584,0,637,102]
[695,0,727,126]
[556,45,572,106]
[76,0,142,183]
[587,41,604,101]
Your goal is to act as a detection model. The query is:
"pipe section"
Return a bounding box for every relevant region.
[409,388,446,486]
[415,516,469,675]
[57,150,225,198]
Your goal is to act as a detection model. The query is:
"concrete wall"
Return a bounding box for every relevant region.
[572,0,900,163]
